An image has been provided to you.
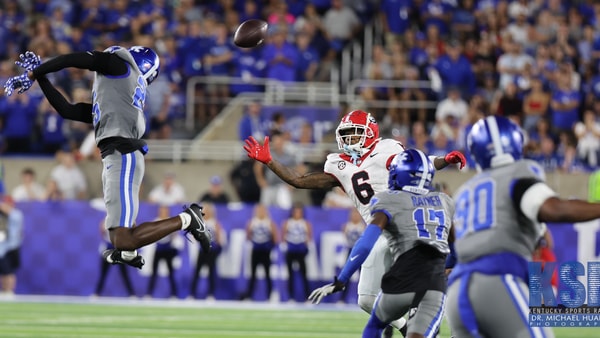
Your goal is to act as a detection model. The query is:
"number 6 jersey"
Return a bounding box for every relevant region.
[324,139,406,224]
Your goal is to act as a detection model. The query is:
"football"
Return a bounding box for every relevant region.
[233,19,268,48]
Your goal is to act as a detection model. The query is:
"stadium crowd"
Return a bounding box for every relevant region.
[0,0,600,175]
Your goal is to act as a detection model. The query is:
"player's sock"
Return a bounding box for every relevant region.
[179,212,191,230]
[363,313,387,338]
[121,250,138,261]
[390,317,406,331]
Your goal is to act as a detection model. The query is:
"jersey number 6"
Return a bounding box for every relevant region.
[351,171,374,205]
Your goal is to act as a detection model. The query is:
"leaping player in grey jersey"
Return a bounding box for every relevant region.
[4,48,211,268]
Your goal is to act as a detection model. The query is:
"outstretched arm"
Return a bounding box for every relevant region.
[30,51,128,78]
[432,151,467,170]
[37,76,93,123]
[244,136,340,189]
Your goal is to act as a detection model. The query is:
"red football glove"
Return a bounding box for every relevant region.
[445,151,466,169]
[243,136,272,164]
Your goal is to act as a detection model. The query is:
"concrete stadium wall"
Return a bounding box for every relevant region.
[0,157,593,202]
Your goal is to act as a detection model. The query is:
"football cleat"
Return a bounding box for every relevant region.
[102,249,145,269]
[183,203,212,253]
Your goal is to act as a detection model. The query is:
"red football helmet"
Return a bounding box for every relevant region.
[335,110,380,156]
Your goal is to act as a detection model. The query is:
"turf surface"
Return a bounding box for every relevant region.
[0,296,598,337]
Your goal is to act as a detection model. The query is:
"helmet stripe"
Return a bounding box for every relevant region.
[485,116,504,158]
[416,149,429,189]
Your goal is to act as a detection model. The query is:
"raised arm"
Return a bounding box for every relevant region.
[30,51,128,78]
[244,136,340,189]
[37,76,93,124]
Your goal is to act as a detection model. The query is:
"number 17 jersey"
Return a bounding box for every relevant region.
[323,139,405,224]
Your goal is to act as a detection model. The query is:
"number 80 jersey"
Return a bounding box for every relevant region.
[324,139,406,224]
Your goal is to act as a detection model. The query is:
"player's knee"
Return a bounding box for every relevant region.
[357,294,376,314]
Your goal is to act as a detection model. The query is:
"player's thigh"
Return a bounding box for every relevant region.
[374,292,413,324]
[449,273,554,338]
[407,290,446,337]
[358,235,389,296]
[102,151,145,229]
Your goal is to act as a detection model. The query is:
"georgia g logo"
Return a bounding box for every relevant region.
[338,161,346,170]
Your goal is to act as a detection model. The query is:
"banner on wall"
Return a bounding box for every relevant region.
[12,202,600,302]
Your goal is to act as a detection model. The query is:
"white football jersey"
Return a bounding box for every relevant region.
[324,139,406,224]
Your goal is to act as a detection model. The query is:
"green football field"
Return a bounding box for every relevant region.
[0,296,598,338]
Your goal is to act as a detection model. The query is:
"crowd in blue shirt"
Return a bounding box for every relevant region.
[1,0,600,174]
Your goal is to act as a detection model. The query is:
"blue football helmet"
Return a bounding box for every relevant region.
[388,148,434,194]
[128,46,160,85]
[467,115,524,170]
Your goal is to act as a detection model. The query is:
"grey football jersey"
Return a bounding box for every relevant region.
[92,46,147,143]
[370,189,454,261]
[453,160,550,263]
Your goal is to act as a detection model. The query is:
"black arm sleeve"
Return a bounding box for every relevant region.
[37,76,93,124]
[32,51,128,77]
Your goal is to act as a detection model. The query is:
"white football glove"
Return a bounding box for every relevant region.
[307,277,346,304]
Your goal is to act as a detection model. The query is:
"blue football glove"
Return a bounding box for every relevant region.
[4,73,34,96]
[15,51,41,71]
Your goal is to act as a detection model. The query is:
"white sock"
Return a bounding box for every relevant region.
[179,212,191,230]
[390,317,407,331]
[121,250,138,261]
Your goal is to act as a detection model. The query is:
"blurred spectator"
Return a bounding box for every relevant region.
[503,9,531,47]
[253,131,299,209]
[94,218,135,297]
[11,168,46,202]
[47,149,88,200]
[145,73,173,140]
[281,203,312,301]
[420,0,453,37]
[0,90,38,154]
[38,89,68,154]
[322,187,354,209]
[268,112,287,136]
[574,110,600,168]
[0,196,22,295]
[339,208,365,303]
[433,39,476,99]
[241,203,278,301]
[203,23,234,120]
[451,0,477,41]
[492,82,523,123]
[295,33,320,82]
[407,120,432,153]
[528,136,560,172]
[190,203,225,300]
[230,47,266,96]
[532,229,558,289]
[199,175,230,205]
[523,77,550,132]
[230,159,261,203]
[262,25,299,82]
[238,101,265,141]
[379,0,413,47]
[550,71,581,133]
[146,205,180,299]
[148,171,186,206]
[433,87,468,141]
[496,41,534,90]
[322,0,362,59]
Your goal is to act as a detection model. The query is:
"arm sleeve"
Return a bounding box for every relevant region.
[32,51,128,77]
[511,177,557,222]
[37,76,93,124]
[337,224,382,283]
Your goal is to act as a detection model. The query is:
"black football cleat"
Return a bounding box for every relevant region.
[102,249,145,269]
[183,203,212,253]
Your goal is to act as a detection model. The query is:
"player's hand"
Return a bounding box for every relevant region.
[15,51,41,71]
[308,277,345,304]
[445,150,466,170]
[4,73,34,96]
[243,136,272,164]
